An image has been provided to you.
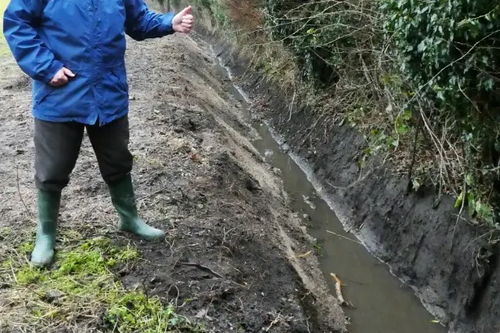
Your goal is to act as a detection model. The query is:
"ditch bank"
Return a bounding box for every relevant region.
[202,32,500,333]
[0,34,348,332]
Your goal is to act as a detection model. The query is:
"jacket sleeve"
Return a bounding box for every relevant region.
[3,0,63,83]
[124,0,175,41]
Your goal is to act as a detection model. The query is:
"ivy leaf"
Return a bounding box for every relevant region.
[467,192,476,216]
[417,40,426,52]
[465,174,475,186]
[396,124,410,135]
[454,191,464,208]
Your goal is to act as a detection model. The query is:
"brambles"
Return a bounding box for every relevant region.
[381,1,500,224]
[182,0,500,226]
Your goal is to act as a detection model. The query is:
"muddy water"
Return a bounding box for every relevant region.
[210,47,447,333]
[250,130,447,333]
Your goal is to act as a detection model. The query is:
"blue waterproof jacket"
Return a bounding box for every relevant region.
[3,0,175,125]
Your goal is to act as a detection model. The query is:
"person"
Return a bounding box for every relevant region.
[3,0,194,267]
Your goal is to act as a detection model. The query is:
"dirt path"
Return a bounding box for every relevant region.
[0,34,347,332]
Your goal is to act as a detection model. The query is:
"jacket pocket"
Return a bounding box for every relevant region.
[110,67,128,93]
[34,82,57,107]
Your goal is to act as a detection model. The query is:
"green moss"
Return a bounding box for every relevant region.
[16,266,46,285]
[106,291,204,332]
[18,240,35,254]
[2,236,203,332]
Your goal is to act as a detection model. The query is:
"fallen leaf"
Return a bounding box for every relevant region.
[195,309,208,319]
[190,153,201,163]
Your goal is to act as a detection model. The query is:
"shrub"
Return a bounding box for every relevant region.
[381,1,500,223]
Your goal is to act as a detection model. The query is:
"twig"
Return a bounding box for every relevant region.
[111,319,119,333]
[296,250,312,258]
[137,187,169,202]
[180,262,223,279]
[449,176,466,255]
[137,177,186,203]
[264,313,282,332]
[166,284,180,307]
[326,167,376,191]
[326,230,362,245]
[406,116,422,193]
[16,163,32,219]
[9,261,18,284]
[305,319,312,333]
[456,172,467,225]
[287,90,297,122]
[167,177,187,198]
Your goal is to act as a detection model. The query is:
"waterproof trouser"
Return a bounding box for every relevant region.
[31,116,164,267]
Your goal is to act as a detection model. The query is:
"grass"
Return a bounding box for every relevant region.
[0,0,11,57]
[0,231,204,333]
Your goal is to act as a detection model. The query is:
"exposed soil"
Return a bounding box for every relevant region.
[0,34,348,332]
[207,32,500,333]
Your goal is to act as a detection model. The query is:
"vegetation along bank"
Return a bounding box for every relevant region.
[166,0,500,332]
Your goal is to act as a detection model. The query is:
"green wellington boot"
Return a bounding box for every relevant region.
[31,189,61,267]
[108,175,165,241]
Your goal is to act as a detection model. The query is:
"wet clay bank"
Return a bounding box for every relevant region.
[0,36,347,331]
[203,34,500,332]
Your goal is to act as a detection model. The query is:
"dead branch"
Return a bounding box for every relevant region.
[326,230,362,245]
[330,273,354,308]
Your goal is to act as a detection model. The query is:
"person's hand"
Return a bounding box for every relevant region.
[172,6,194,33]
[49,67,75,87]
